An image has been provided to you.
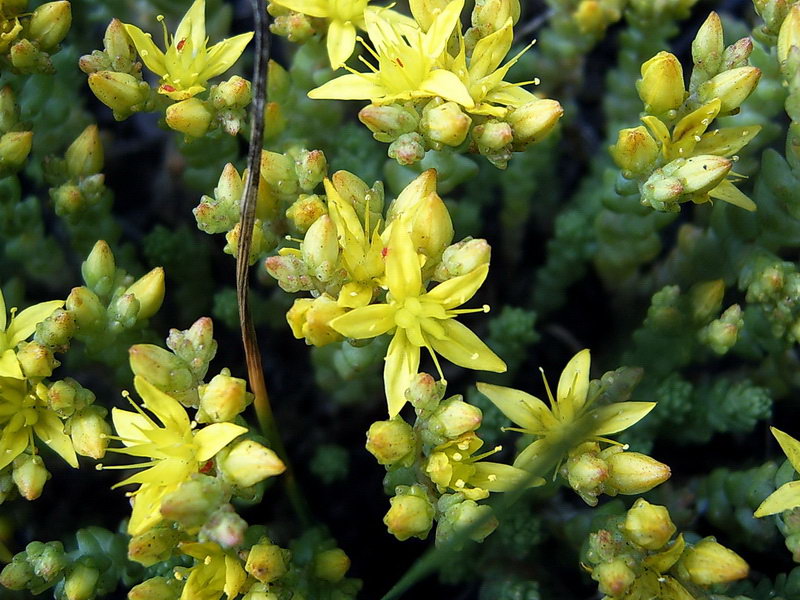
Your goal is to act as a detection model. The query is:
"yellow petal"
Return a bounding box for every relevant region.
[200,32,254,82]
[193,422,248,462]
[556,349,590,419]
[270,0,330,18]
[384,329,420,417]
[470,20,513,81]
[326,20,356,69]
[33,410,78,468]
[429,319,506,372]
[592,401,656,436]
[385,222,422,301]
[483,83,536,109]
[641,116,670,154]
[772,427,800,474]
[328,304,396,339]
[425,265,488,309]
[418,70,475,108]
[309,73,385,101]
[476,382,555,432]
[123,24,167,76]
[695,125,761,157]
[175,0,206,53]
[127,483,168,535]
[471,461,544,491]
[112,407,152,447]
[0,348,23,379]
[0,426,29,470]
[754,480,800,517]
[7,300,63,347]
[644,534,686,573]
[0,287,6,331]
[422,0,464,59]
[708,179,756,211]
[224,553,247,599]
[134,376,191,432]
[670,99,721,159]
[512,437,546,470]
[386,169,438,223]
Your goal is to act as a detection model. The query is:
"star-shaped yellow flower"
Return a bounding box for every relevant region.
[755,427,800,517]
[177,542,246,600]
[109,375,247,535]
[123,0,253,101]
[0,287,62,379]
[308,0,473,108]
[477,350,655,470]
[329,221,506,417]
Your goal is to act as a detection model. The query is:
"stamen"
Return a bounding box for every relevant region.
[156,15,169,48]
[540,368,557,413]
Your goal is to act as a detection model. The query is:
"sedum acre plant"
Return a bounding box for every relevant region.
[5,0,800,598]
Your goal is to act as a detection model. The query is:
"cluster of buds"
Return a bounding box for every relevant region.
[267,1,325,44]
[584,499,749,599]
[0,0,71,74]
[738,251,800,345]
[611,12,762,212]
[0,85,32,176]
[753,0,800,43]
[370,374,530,547]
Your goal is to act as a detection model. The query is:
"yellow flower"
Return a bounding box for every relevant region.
[123,0,253,101]
[0,287,62,379]
[177,542,246,600]
[329,221,506,417]
[477,350,655,471]
[308,0,474,108]
[109,376,247,535]
[755,427,800,517]
[0,378,77,470]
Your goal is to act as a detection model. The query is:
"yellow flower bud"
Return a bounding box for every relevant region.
[592,559,635,598]
[81,240,115,295]
[610,126,660,176]
[218,439,286,488]
[302,214,339,281]
[245,542,288,584]
[165,98,213,137]
[566,452,608,501]
[198,372,248,423]
[365,419,416,466]
[637,51,685,115]
[606,451,671,494]
[692,12,724,76]
[471,0,521,31]
[286,294,346,347]
[473,120,513,150]
[434,238,491,280]
[65,125,103,179]
[128,577,181,600]
[428,398,482,439]
[17,341,57,378]
[69,406,111,459]
[64,562,100,600]
[508,99,564,148]
[87,71,148,117]
[28,1,71,51]
[285,194,327,233]
[124,267,165,320]
[210,75,252,109]
[421,100,472,147]
[103,18,135,69]
[407,192,454,266]
[128,344,194,399]
[66,286,106,331]
[260,150,298,194]
[779,6,800,65]
[681,538,749,585]
[623,498,676,550]
[359,103,419,142]
[0,130,32,170]
[127,526,183,567]
[313,548,350,583]
[12,454,49,500]
[697,67,761,114]
[384,486,435,541]
[672,155,732,194]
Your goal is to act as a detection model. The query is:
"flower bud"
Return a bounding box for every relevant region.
[681,538,749,585]
[388,132,426,165]
[473,120,513,150]
[66,286,106,331]
[287,294,346,347]
[689,279,725,323]
[295,148,327,192]
[65,125,103,179]
[313,548,350,583]
[508,99,563,148]
[34,308,75,350]
[200,504,248,549]
[165,98,213,137]
[218,439,286,488]
[81,240,115,296]
[0,558,34,590]
[606,451,671,494]
[159,475,227,529]
[28,1,71,51]
[124,267,165,320]
[780,6,800,66]
[260,151,298,194]
[245,542,288,584]
[637,52,685,115]
[566,452,608,501]
[592,558,636,597]
[241,583,278,600]
[406,372,446,412]
[265,254,313,293]
[359,103,419,142]
[610,126,659,176]
[17,341,57,377]
[285,194,326,233]
[210,75,252,108]
[428,398,482,439]
[10,38,51,72]
[673,155,732,194]
[127,525,182,567]
[0,86,19,133]
[692,12,724,76]
[436,497,498,547]
[302,215,339,281]
[623,498,676,550]
[103,18,135,70]
[27,541,68,583]
[69,406,111,459]
[366,419,416,466]
[87,71,148,117]
[0,130,32,170]
[384,485,435,541]
[434,238,491,280]
[198,372,248,423]
[721,37,753,70]
[421,101,472,147]
[702,304,743,354]
[697,67,761,114]
[128,344,194,397]
[129,576,181,600]
[471,0,520,31]
[12,454,49,500]
[64,561,99,600]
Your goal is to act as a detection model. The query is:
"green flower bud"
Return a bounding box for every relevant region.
[421,100,472,147]
[0,557,35,590]
[0,86,19,133]
[286,294,346,347]
[286,194,327,233]
[28,1,71,51]
[384,485,435,541]
[508,99,563,148]
[241,583,278,600]
[245,542,288,584]
[565,451,608,504]
[103,18,135,71]
[701,304,743,354]
[366,419,416,466]
[64,561,100,600]
[124,267,165,320]
[434,238,491,281]
[428,398,482,439]
[471,0,520,31]
[0,130,32,170]
[16,341,57,377]
[47,379,78,417]
[159,474,227,530]
[623,498,675,550]
[406,372,446,413]
[610,126,659,176]
[27,541,67,583]
[302,215,339,282]
[218,439,286,488]
[166,317,217,377]
[606,451,671,495]
[35,308,76,350]
[87,71,148,118]
[638,51,685,115]
[65,125,103,179]
[295,148,327,192]
[10,38,51,72]
[127,525,182,567]
[128,576,181,600]
[198,372,248,423]
[359,103,419,142]
[260,151,298,195]
[129,344,194,401]
[436,497,498,547]
[165,98,213,137]
[69,406,110,459]
[697,67,761,114]
[12,454,49,500]
[81,240,115,296]
[210,76,252,109]
[692,12,724,78]
[388,132,426,165]
[681,538,749,585]
[264,254,313,293]
[473,120,513,151]
[66,287,106,332]
[331,169,383,216]
[779,6,800,66]
[592,558,636,597]
[313,548,350,583]
[200,504,248,549]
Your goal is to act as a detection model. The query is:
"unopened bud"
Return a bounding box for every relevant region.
[286,194,326,233]
[623,498,676,550]
[388,132,426,165]
[35,308,75,350]
[435,238,491,280]
[637,51,685,115]
[702,304,743,354]
[66,287,106,331]
[198,372,248,423]
[610,126,659,176]
[366,419,416,466]
[697,67,761,114]
[200,504,248,549]
[159,475,227,530]
[65,125,103,179]
[593,559,636,597]
[0,558,34,590]
[17,341,57,378]
[10,38,50,72]
[129,576,181,600]
[81,240,115,296]
[69,406,110,459]
[421,100,471,147]
[0,86,19,133]
[29,1,71,52]
[260,151,298,194]
[566,452,608,500]
[218,439,286,488]
[0,130,32,170]
[690,279,725,322]
[12,454,49,500]
[27,541,68,583]
[471,0,520,30]
[313,548,350,583]
[473,120,513,150]
[64,561,99,600]
[384,485,435,541]
[210,75,252,109]
[124,267,165,320]
[103,18,135,70]
[606,451,671,494]
[294,148,327,191]
[165,98,213,137]
[508,99,563,148]
[288,295,346,347]
[245,542,288,584]
[692,12,724,76]
[436,497,497,546]
[87,71,148,118]
[128,525,182,567]
[779,6,800,66]
[128,344,193,398]
[673,155,732,194]
[406,372,446,412]
[428,398,482,439]
[681,538,749,585]
[359,103,419,141]
[302,215,339,281]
